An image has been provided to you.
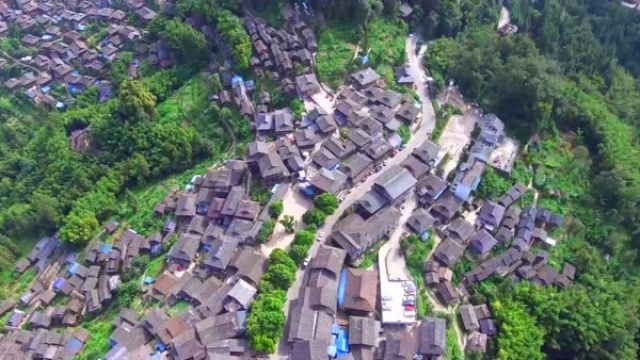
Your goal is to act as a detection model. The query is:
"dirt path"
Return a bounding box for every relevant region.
[0,50,40,73]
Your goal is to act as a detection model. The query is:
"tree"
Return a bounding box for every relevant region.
[268,201,283,218]
[118,79,157,120]
[313,193,339,215]
[268,249,296,274]
[256,219,276,243]
[289,244,309,265]
[302,208,326,227]
[59,211,99,245]
[293,229,316,247]
[262,263,295,291]
[280,215,296,233]
[492,298,545,360]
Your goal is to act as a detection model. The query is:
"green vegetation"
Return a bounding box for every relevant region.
[146,254,167,278]
[168,300,190,316]
[313,193,339,215]
[398,124,411,144]
[302,208,327,227]
[288,226,317,265]
[251,182,272,205]
[431,101,453,141]
[269,201,283,218]
[279,215,296,233]
[247,249,297,354]
[401,234,434,318]
[256,219,276,244]
[357,240,384,269]
[422,0,640,358]
[446,325,464,360]
[0,268,36,300]
[366,18,408,85]
[316,24,359,89]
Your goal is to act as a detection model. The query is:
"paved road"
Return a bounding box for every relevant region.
[270,34,438,359]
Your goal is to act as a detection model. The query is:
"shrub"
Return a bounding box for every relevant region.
[302,208,327,227]
[268,201,283,218]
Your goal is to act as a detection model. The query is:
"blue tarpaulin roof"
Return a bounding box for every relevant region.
[337,268,348,307]
[232,75,243,85]
[64,338,83,353]
[100,243,113,253]
[68,262,81,274]
[53,278,67,289]
[336,329,349,355]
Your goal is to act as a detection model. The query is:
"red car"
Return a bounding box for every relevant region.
[404,304,415,311]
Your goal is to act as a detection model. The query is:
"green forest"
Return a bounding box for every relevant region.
[0,0,251,270]
[1,0,640,358]
[417,0,640,358]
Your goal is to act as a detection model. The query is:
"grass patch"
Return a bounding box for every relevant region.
[147,254,167,278]
[432,100,452,141]
[398,123,411,144]
[357,240,385,269]
[77,303,120,360]
[526,135,590,215]
[401,234,435,318]
[366,18,409,86]
[317,23,360,89]
[168,300,190,316]
[251,181,272,205]
[447,325,464,360]
[0,268,36,300]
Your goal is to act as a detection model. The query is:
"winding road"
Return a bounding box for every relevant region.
[270,34,439,359]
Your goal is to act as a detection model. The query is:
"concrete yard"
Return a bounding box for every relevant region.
[490,136,519,174]
[438,114,476,176]
[260,185,313,257]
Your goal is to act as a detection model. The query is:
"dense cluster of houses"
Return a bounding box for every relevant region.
[0,0,158,108]
[0,323,91,359]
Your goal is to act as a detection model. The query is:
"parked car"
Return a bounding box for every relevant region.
[382,294,392,301]
[302,256,311,268]
[404,304,415,311]
[316,231,325,242]
[402,298,415,306]
[382,302,391,311]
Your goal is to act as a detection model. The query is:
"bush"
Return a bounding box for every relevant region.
[289,244,309,265]
[313,193,339,215]
[256,219,276,243]
[293,229,316,247]
[303,208,327,227]
[268,201,283,218]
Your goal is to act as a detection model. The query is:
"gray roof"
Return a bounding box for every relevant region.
[359,117,383,136]
[346,128,372,148]
[351,67,381,87]
[257,152,290,179]
[312,148,339,170]
[168,233,200,263]
[310,168,348,195]
[274,108,295,133]
[309,245,347,277]
[362,137,392,161]
[413,140,441,165]
[383,331,416,360]
[226,279,256,309]
[418,317,446,356]
[417,173,447,199]
[357,189,389,215]
[290,339,329,360]
[341,152,373,181]
[349,316,377,347]
[315,114,338,134]
[460,305,480,331]
[176,194,196,217]
[294,128,320,148]
[395,64,415,84]
[396,101,420,122]
[446,218,476,243]
[433,238,465,267]
[229,247,267,285]
[295,73,321,96]
[374,165,417,201]
[322,137,356,159]
[400,155,430,179]
[406,208,436,234]
[204,236,240,271]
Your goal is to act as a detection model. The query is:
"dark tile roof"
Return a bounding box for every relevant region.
[406,208,436,234]
[309,246,346,277]
[433,238,465,267]
[469,229,498,256]
[460,305,480,331]
[445,218,476,243]
[349,316,377,347]
[341,268,377,313]
[418,317,446,356]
